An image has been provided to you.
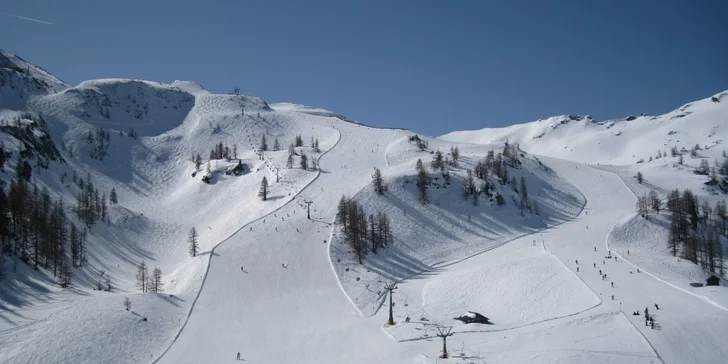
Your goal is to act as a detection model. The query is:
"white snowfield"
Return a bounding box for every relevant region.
[1,48,727,363]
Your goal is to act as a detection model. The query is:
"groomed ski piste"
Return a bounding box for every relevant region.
[1,49,727,363]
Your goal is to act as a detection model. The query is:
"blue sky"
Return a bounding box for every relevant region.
[1,0,726,136]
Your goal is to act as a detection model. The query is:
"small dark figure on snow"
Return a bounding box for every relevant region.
[594,263,596,268]
[576,260,579,265]
[637,268,641,273]
[594,247,597,251]
[645,307,649,317]
[633,311,639,315]
[655,303,659,310]
[627,250,630,255]
[577,267,580,272]
[599,270,602,275]
[645,317,649,326]
[651,321,655,329]
[611,282,614,287]
[237,352,241,360]
[611,295,614,300]
[241,266,244,271]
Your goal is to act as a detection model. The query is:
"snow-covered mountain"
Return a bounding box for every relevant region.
[440,92,728,165]
[1,50,727,364]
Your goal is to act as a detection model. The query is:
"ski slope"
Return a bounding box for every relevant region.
[1,49,727,364]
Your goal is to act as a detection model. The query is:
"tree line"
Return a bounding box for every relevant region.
[335,196,393,264]
[638,187,726,276]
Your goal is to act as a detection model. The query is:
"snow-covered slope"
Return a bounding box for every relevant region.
[0,49,69,110]
[1,52,726,364]
[440,91,728,165]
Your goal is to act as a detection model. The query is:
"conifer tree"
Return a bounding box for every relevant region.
[188,227,199,257]
[431,150,444,172]
[195,154,202,170]
[109,187,118,204]
[273,138,280,151]
[260,134,268,151]
[259,177,268,201]
[372,167,386,195]
[136,260,148,292]
[637,171,643,184]
[300,153,308,170]
[147,267,163,293]
[417,159,429,204]
[286,153,294,169]
[450,146,460,166]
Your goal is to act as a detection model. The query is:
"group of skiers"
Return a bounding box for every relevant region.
[632,305,660,329]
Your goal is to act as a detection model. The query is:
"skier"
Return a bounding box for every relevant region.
[577,267,579,272]
[576,260,579,265]
[627,250,630,255]
[237,352,241,360]
[611,295,614,300]
[240,266,244,272]
[645,317,649,326]
[594,246,597,251]
[637,268,641,273]
[655,303,660,310]
[594,263,596,268]
[645,307,649,317]
[599,269,602,275]
[611,282,614,287]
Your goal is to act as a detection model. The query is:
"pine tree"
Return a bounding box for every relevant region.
[147,267,163,293]
[637,171,643,184]
[649,190,661,214]
[59,255,71,288]
[259,177,268,200]
[233,144,238,159]
[520,175,529,214]
[288,143,295,156]
[462,169,476,202]
[450,146,460,166]
[417,159,429,204]
[188,227,199,257]
[136,260,148,292]
[195,154,202,170]
[295,135,303,147]
[300,153,308,170]
[70,224,79,266]
[336,196,349,233]
[314,138,320,152]
[372,167,386,195]
[273,138,280,151]
[286,153,293,169]
[431,150,445,172]
[109,188,118,204]
[260,134,268,151]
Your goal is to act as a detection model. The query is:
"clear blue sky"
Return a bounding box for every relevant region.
[1,0,726,136]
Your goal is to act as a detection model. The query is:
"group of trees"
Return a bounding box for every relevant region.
[135,260,163,293]
[0,165,88,286]
[75,174,111,227]
[208,142,238,161]
[86,128,110,161]
[641,188,728,276]
[336,196,393,264]
[286,140,317,171]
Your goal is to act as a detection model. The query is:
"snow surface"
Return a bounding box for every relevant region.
[1,55,726,364]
